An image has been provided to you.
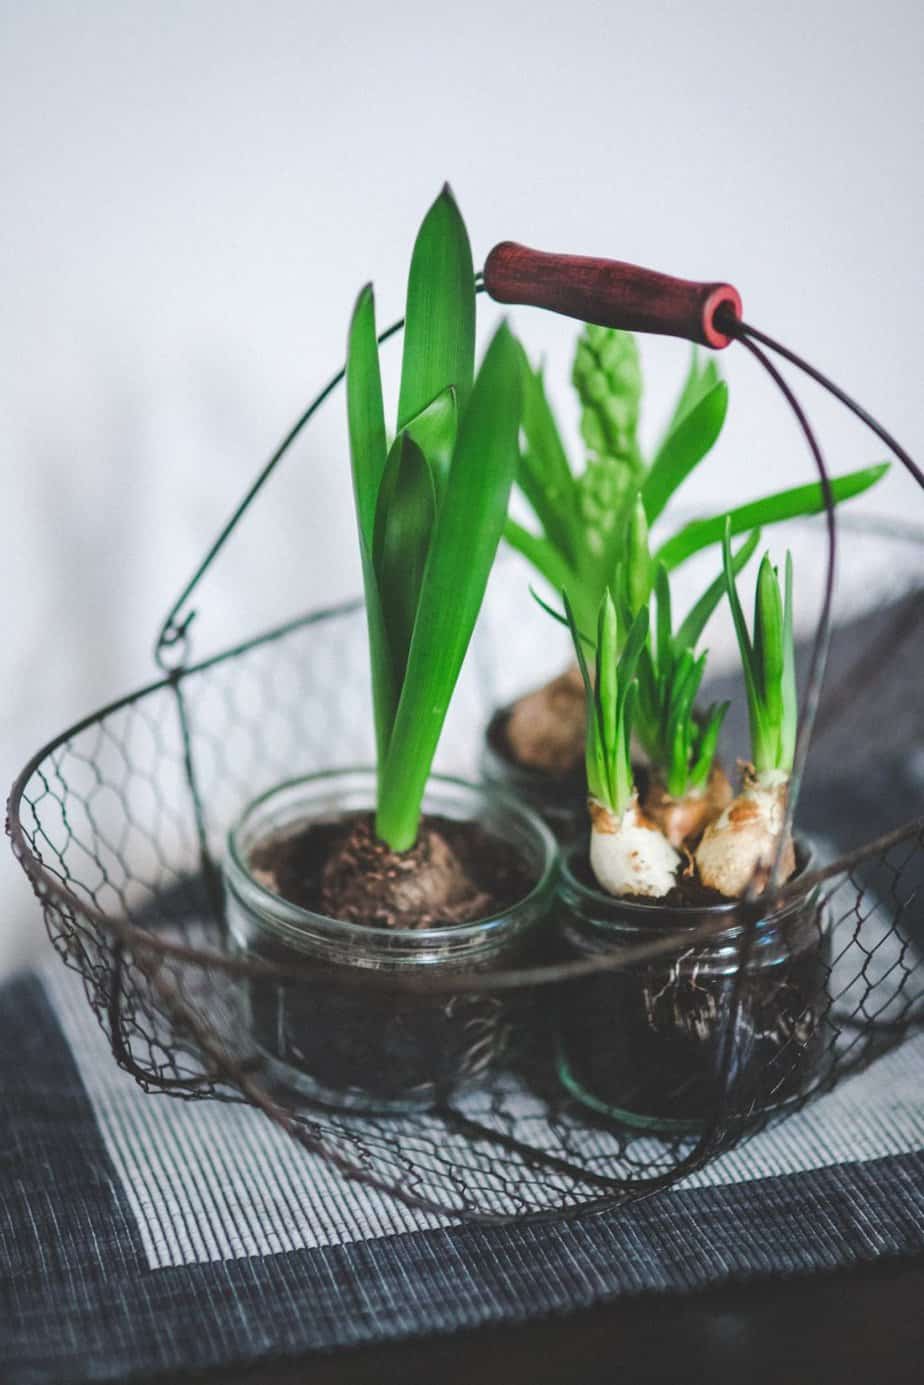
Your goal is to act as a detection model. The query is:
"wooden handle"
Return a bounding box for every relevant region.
[483,242,742,349]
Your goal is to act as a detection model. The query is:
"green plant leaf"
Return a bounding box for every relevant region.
[673,528,761,654]
[528,584,595,651]
[754,554,784,757]
[515,348,581,566]
[346,284,394,763]
[562,588,607,804]
[780,552,798,772]
[402,386,457,502]
[654,563,673,681]
[722,521,772,772]
[597,592,620,804]
[659,347,721,446]
[688,701,729,791]
[616,605,649,690]
[372,433,436,697]
[655,463,890,569]
[376,322,522,849]
[504,517,576,594]
[346,284,388,553]
[624,496,653,615]
[397,185,475,433]
[642,380,729,524]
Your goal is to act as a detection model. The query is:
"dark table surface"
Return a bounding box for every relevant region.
[149,1255,924,1385]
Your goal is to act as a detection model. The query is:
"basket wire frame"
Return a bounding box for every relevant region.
[7,285,924,1224]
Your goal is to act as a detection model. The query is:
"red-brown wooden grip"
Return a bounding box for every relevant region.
[484,241,742,349]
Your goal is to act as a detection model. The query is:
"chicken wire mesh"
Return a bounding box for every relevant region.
[8,528,924,1223]
[8,269,924,1222]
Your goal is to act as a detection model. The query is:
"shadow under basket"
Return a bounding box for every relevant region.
[223,770,559,1112]
[555,842,833,1133]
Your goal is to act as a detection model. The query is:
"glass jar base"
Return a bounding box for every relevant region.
[256,1045,462,1115]
[556,1040,833,1135]
[555,1043,705,1134]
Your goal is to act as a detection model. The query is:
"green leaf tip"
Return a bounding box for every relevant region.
[397,185,475,435]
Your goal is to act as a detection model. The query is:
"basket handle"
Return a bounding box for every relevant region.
[483,241,742,349]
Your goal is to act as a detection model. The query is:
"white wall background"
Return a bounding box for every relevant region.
[2,0,922,972]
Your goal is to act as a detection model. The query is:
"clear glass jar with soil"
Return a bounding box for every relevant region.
[223,770,558,1112]
[555,841,833,1132]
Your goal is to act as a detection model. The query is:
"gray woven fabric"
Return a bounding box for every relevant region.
[2,960,924,1385]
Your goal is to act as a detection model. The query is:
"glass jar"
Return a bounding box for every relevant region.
[556,842,832,1132]
[223,770,558,1112]
[481,708,586,842]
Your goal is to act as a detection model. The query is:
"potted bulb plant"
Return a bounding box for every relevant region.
[223,187,558,1112]
[554,522,831,1130]
[483,322,888,835]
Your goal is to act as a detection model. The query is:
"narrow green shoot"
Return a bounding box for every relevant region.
[629,517,760,799]
[655,464,890,570]
[533,509,762,801]
[721,520,797,777]
[346,187,522,852]
[563,590,648,817]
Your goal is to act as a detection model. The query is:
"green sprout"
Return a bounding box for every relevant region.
[563,590,648,818]
[721,519,797,778]
[618,498,760,799]
[346,187,521,851]
[536,497,763,801]
[507,324,888,635]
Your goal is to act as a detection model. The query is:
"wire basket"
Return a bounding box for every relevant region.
[8,263,924,1224]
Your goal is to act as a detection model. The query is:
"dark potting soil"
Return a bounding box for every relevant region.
[559,851,832,1126]
[249,811,533,930]
[244,813,542,1110]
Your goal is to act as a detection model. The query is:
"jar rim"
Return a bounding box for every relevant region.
[224,767,559,950]
[559,836,817,933]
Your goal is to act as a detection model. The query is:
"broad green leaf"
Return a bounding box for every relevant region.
[673,528,761,654]
[402,386,457,502]
[504,517,576,594]
[358,549,397,770]
[397,185,475,432]
[642,380,729,524]
[372,433,436,697]
[346,284,388,553]
[346,284,394,762]
[659,347,721,447]
[655,463,890,570]
[377,323,522,849]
